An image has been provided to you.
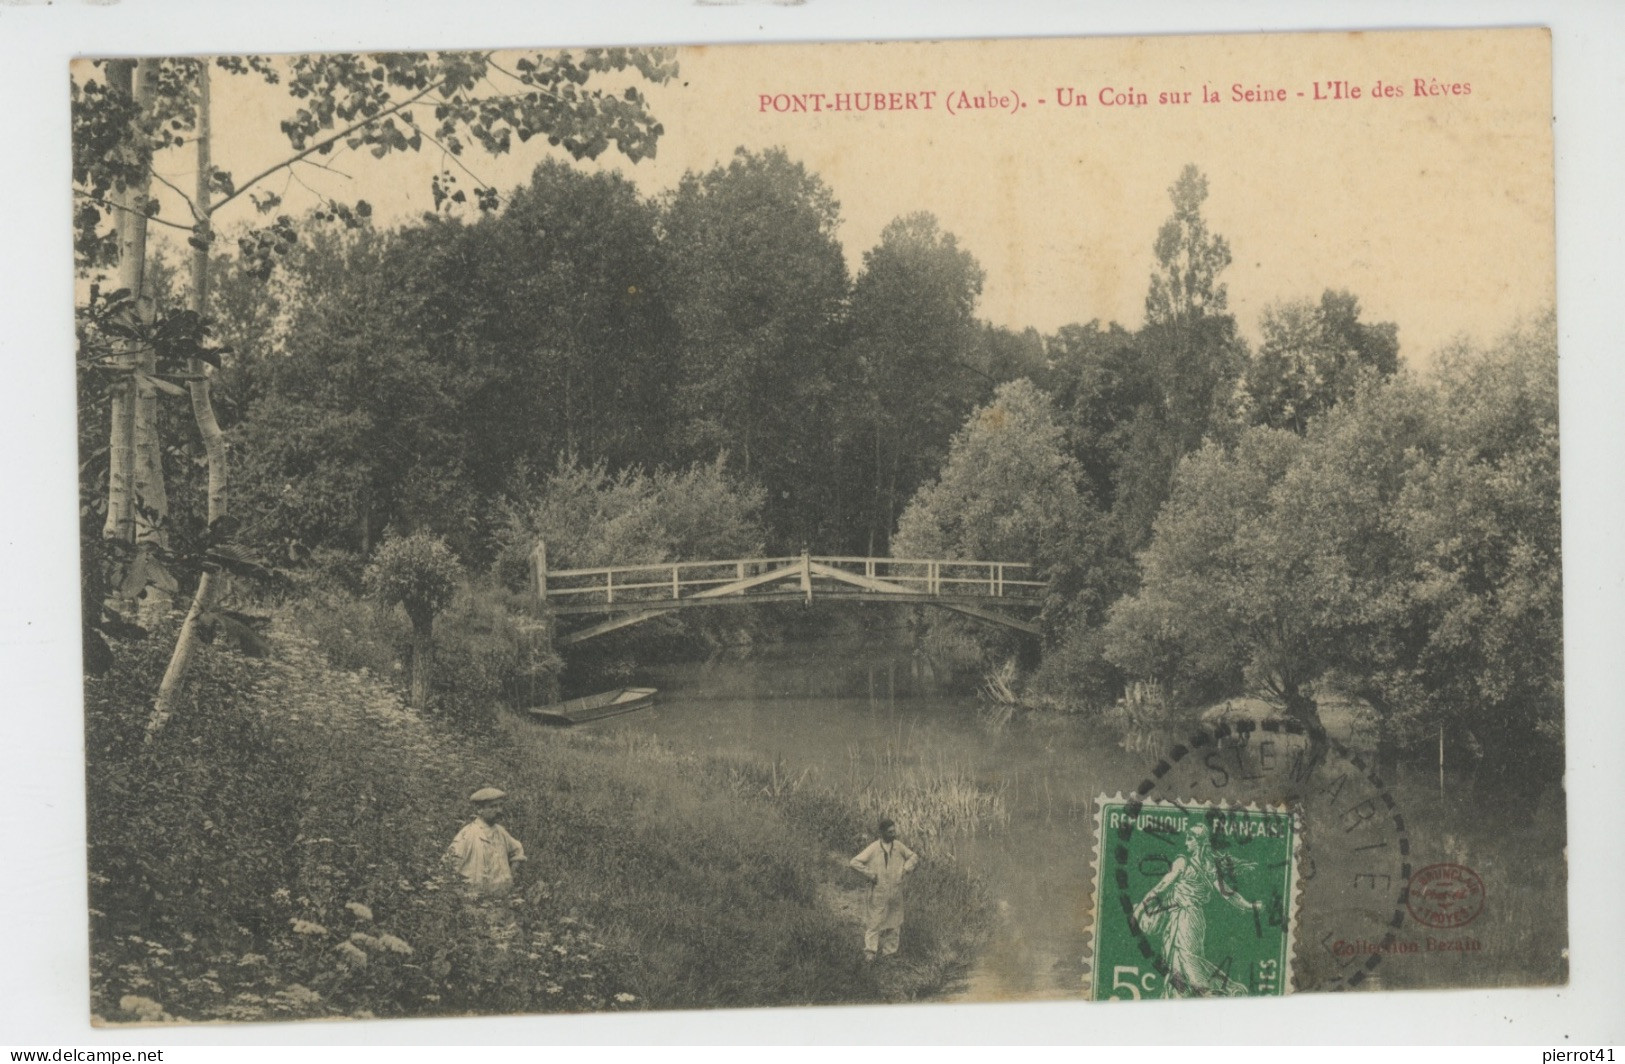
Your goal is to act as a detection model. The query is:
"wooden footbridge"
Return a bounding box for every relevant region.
[532,546,1046,646]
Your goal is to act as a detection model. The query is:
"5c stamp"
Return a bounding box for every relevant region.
[1085,719,1413,995]
[1090,797,1301,999]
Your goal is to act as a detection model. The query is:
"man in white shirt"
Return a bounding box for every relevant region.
[448,787,527,896]
[848,817,919,961]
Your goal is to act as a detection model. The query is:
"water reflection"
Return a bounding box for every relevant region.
[618,639,1154,1000]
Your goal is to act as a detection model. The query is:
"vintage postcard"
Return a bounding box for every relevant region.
[70,26,1562,1027]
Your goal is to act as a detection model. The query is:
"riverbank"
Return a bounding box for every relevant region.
[85,623,991,1023]
[487,719,993,1008]
[619,640,1570,998]
[623,641,1143,1000]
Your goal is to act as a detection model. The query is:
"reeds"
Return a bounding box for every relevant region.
[1105,679,1189,753]
[841,726,1010,847]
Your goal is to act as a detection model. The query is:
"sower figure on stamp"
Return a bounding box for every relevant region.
[849,817,919,962]
[1132,821,1259,996]
[448,787,527,897]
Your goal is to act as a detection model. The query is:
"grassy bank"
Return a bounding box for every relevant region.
[86,620,990,1024]
[497,726,992,1007]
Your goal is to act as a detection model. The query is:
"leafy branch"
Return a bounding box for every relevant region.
[207,63,463,218]
[72,189,196,233]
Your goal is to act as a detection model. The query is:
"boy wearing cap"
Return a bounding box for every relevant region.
[848,817,919,961]
[448,787,527,896]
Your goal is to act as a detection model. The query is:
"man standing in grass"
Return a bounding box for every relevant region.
[849,817,919,962]
[449,787,527,896]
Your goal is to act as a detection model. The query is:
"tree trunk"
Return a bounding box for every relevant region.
[101,58,155,562]
[1353,683,1400,781]
[125,60,171,623]
[410,621,433,710]
[148,60,226,743]
[132,361,170,624]
[145,571,214,743]
[881,439,900,556]
[187,61,228,528]
[1280,681,1328,767]
[133,349,167,548]
[563,362,574,458]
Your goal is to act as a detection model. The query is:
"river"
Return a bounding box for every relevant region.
[601,635,1156,1002]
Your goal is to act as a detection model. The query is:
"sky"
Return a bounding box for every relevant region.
[139,29,1557,365]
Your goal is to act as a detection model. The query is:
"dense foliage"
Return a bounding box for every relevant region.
[87,140,1558,786]
[494,457,766,579]
[894,380,1109,633]
[364,533,461,630]
[1101,315,1561,781]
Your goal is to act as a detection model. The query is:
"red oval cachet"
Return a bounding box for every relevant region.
[1406,863,1485,928]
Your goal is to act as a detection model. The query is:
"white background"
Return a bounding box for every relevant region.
[2,0,1621,1047]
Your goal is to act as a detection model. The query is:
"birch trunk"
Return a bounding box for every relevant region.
[101,58,154,553]
[126,59,171,621]
[185,63,228,527]
[132,353,170,622]
[144,571,213,743]
[149,61,226,742]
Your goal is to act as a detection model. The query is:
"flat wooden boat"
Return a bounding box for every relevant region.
[530,687,657,726]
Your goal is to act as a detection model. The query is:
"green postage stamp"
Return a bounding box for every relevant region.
[1089,797,1302,999]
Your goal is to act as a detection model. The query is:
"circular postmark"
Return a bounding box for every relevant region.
[1405,863,1485,929]
[1091,718,1412,998]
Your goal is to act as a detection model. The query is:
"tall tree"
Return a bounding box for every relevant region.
[1145,164,1232,328]
[1103,429,1324,724]
[232,223,480,561]
[846,212,988,554]
[450,161,676,487]
[232,165,676,568]
[660,148,850,547]
[1104,314,1560,789]
[894,379,1105,634]
[73,48,677,738]
[75,61,170,607]
[1040,320,1151,512]
[1110,165,1247,551]
[1395,315,1562,790]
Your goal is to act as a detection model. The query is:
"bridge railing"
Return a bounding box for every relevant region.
[818,556,1046,598]
[543,557,800,606]
[537,554,1045,607]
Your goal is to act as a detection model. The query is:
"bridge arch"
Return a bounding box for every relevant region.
[531,545,1046,646]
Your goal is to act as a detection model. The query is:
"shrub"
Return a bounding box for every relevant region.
[364,533,461,708]
[490,457,771,670]
[287,576,562,737]
[492,456,766,587]
[1026,617,1124,713]
[913,618,999,683]
[431,581,561,732]
[86,622,309,1022]
[304,546,369,596]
